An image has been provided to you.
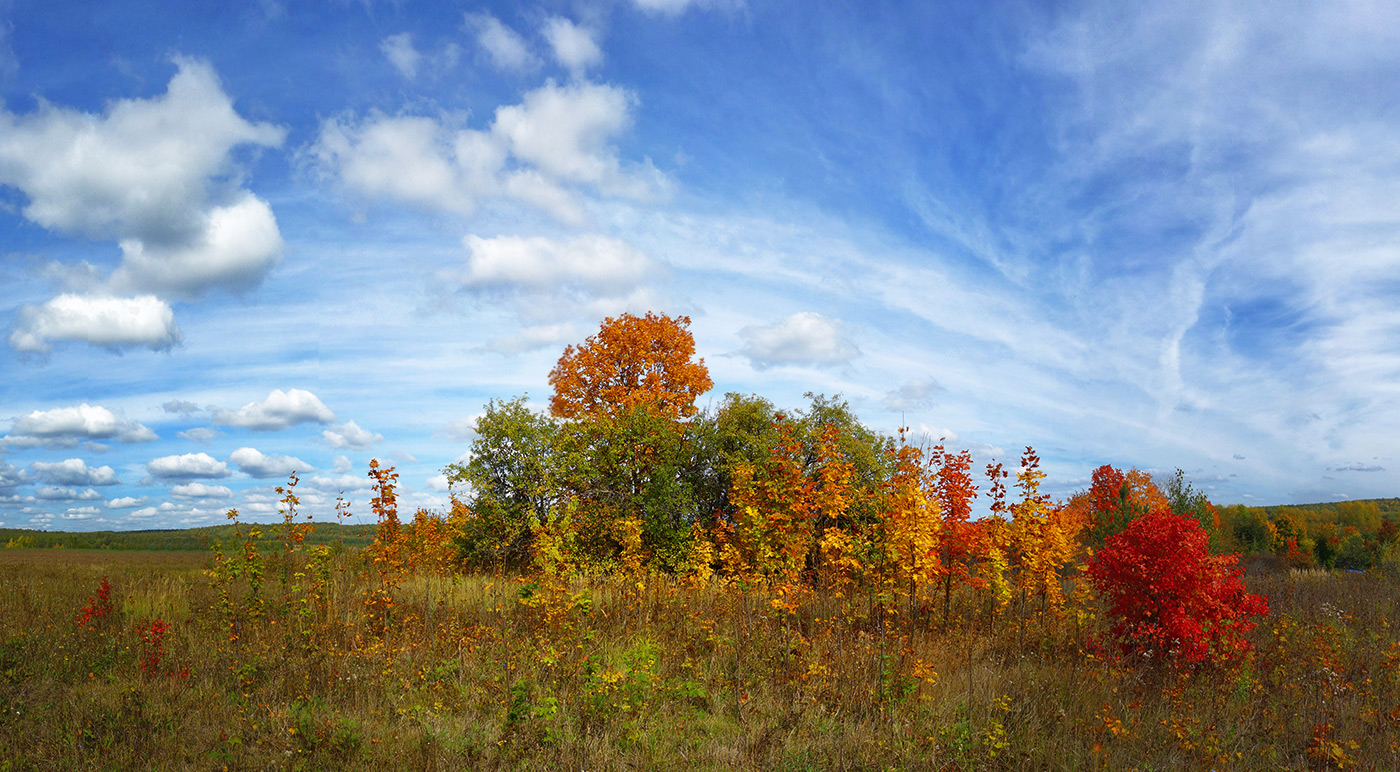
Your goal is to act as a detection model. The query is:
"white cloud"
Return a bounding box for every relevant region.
[214,388,336,431]
[108,194,283,299]
[0,58,285,299]
[466,13,539,72]
[311,114,503,216]
[162,400,202,415]
[106,497,144,509]
[493,80,642,193]
[304,473,373,492]
[426,473,452,492]
[462,233,654,292]
[178,427,222,443]
[542,17,603,76]
[29,458,120,486]
[485,323,580,354]
[331,455,352,474]
[457,234,662,350]
[380,33,421,79]
[229,446,312,479]
[3,403,157,448]
[311,79,662,225]
[8,294,182,353]
[322,420,383,450]
[35,486,103,501]
[0,458,27,489]
[739,312,861,369]
[147,452,229,479]
[436,415,483,443]
[171,482,233,499]
[883,379,945,412]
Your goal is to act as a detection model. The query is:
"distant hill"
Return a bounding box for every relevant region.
[0,522,377,551]
[1250,497,1400,520]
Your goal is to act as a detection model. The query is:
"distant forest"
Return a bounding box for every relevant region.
[0,522,376,551]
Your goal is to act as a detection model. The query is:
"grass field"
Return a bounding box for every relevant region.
[1,547,1397,770]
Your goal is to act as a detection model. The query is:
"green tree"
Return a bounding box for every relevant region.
[445,397,560,570]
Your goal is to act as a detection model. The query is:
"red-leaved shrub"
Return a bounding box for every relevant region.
[1088,508,1268,665]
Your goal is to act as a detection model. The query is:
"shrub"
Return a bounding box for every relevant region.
[1088,508,1268,665]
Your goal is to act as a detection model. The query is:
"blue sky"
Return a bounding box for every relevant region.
[3,0,1399,530]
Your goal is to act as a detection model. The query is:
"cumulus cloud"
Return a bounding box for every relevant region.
[0,58,286,301]
[493,80,644,194]
[462,233,654,292]
[739,312,861,369]
[0,458,27,489]
[380,33,421,79]
[322,420,383,450]
[162,400,202,415]
[3,404,157,448]
[426,474,452,492]
[214,389,336,431]
[311,114,504,216]
[331,455,353,474]
[8,294,182,353]
[106,496,144,509]
[146,452,229,479]
[178,427,222,443]
[311,79,662,226]
[229,447,312,479]
[171,482,233,499]
[542,17,602,76]
[29,458,120,486]
[108,194,283,299]
[466,12,539,72]
[882,379,945,412]
[35,486,103,501]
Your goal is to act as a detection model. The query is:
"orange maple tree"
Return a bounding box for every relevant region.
[548,312,714,420]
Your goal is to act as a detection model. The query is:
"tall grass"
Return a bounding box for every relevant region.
[0,548,1396,770]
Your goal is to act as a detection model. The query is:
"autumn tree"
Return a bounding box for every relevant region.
[1089,508,1268,665]
[548,312,714,420]
[930,444,981,624]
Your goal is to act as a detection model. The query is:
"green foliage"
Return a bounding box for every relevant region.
[1228,505,1275,554]
[447,397,561,570]
[1165,468,1221,550]
[1334,533,1373,571]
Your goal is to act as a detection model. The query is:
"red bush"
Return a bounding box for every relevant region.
[74,577,113,630]
[1088,508,1268,665]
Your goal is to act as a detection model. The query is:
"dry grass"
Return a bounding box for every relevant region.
[1,548,1397,770]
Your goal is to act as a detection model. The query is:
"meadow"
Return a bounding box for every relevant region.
[0,543,1397,771]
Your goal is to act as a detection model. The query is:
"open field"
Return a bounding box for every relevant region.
[1,548,1398,770]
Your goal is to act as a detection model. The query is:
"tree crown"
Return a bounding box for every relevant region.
[548,312,713,420]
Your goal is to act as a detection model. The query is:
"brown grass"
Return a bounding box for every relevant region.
[0,548,1397,770]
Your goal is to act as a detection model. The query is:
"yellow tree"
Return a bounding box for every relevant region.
[719,418,816,589]
[879,430,940,608]
[1010,447,1077,620]
[548,312,713,420]
[812,425,861,592]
